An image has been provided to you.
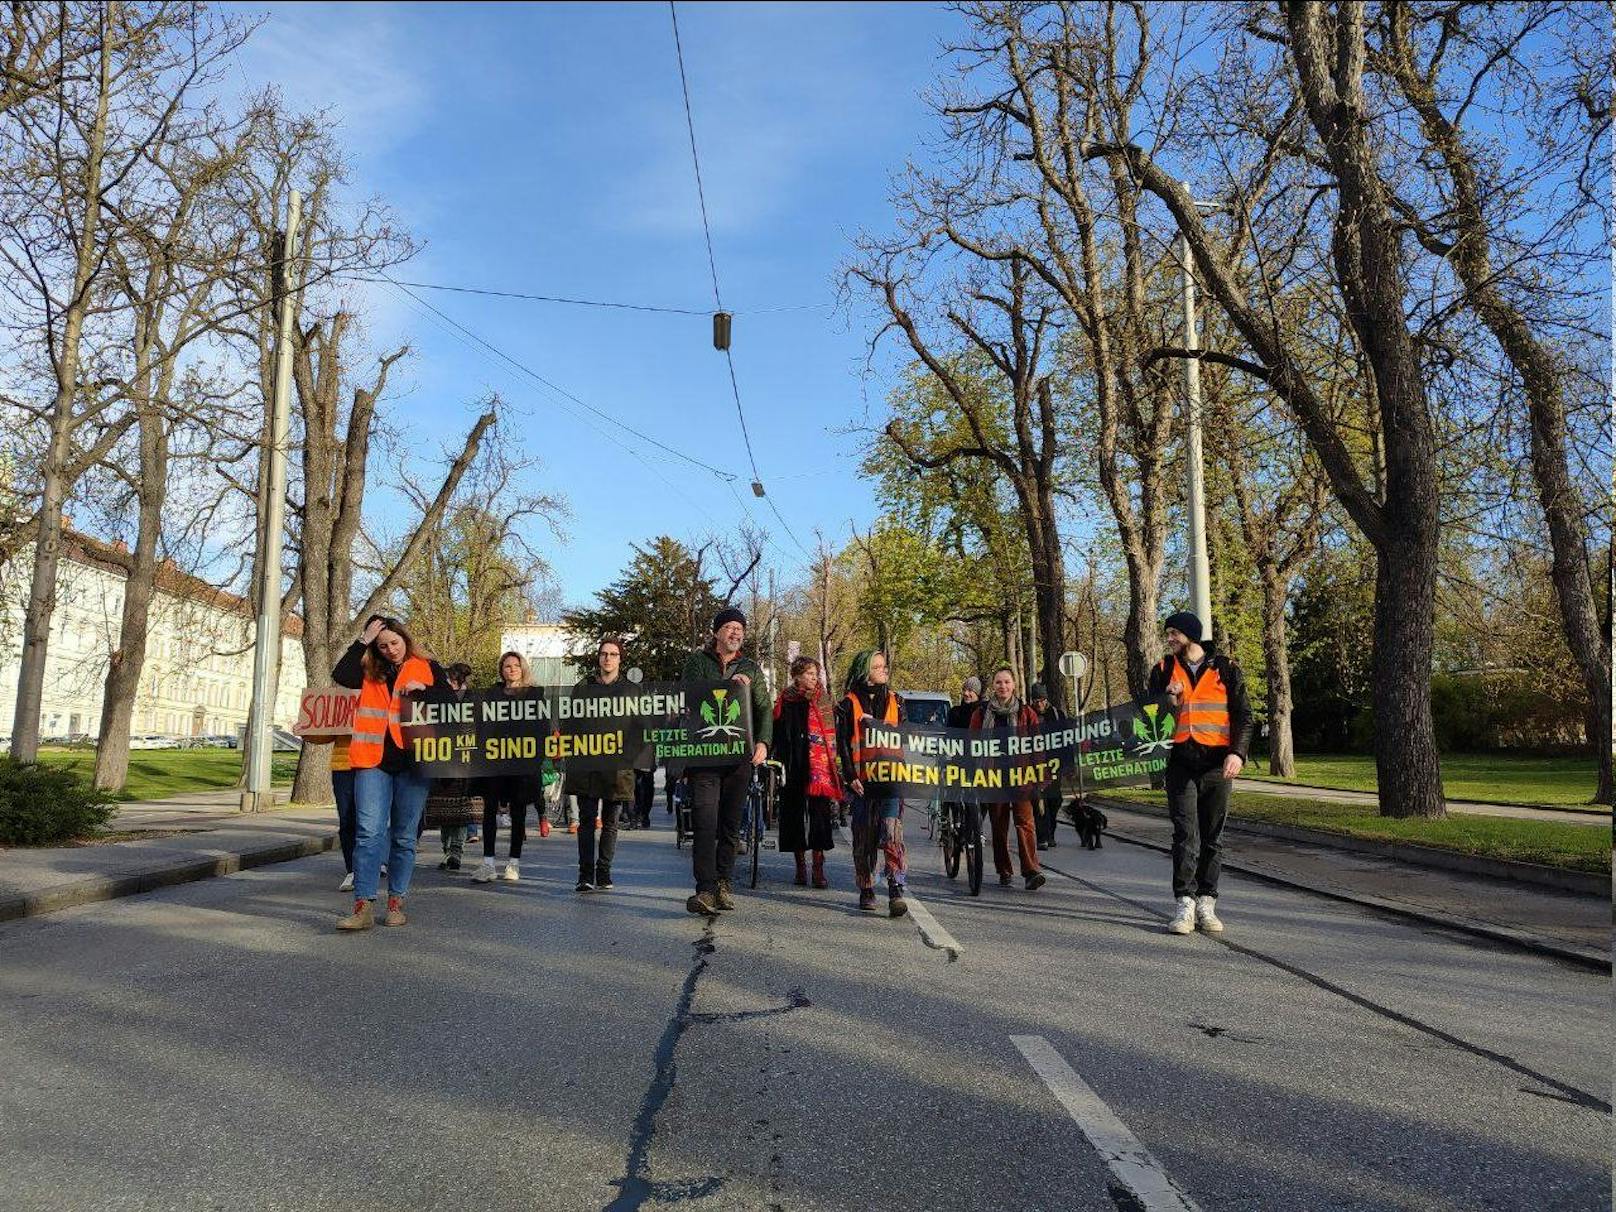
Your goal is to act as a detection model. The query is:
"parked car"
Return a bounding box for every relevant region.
[901,691,952,728]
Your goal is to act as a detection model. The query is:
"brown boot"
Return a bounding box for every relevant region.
[811,851,828,889]
[383,895,407,927]
[336,899,373,931]
[793,852,808,886]
[714,880,737,911]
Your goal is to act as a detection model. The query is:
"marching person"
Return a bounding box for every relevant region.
[1028,682,1066,850]
[564,636,636,892]
[836,649,907,917]
[946,676,981,730]
[332,615,447,930]
[770,655,840,890]
[971,666,1046,892]
[430,663,476,870]
[302,731,359,891]
[1148,611,1253,936]
[473,651,543,885]
[680,607,771,916]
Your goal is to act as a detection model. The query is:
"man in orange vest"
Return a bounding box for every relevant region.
[1147,611,1253,936]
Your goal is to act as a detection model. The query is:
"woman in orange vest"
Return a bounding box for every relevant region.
[331,615,446,931]
[970,666,1046,892]
[1147,611,1254,936]
[835,649,907,918]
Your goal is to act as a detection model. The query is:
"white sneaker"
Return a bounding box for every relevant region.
[1167,896,1196,935]
[502,859,521,882]
[339,872,354,892]
[1196,895,1224,933]
[379,864,388,878]
[472,860,497,884]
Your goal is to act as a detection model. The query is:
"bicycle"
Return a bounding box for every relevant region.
[673,775,691,848]
[934,797,984,896]
[739,760,782,889]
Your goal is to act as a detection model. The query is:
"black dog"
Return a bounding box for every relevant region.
[1067,797,1107,850]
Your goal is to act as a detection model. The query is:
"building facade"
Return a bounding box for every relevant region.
[0,533,306,741]
[499,622,580,687]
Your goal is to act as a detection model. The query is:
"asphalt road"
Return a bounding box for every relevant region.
[0,807,1606,1211]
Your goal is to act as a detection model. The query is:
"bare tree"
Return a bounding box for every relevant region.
[1075,3,1450,817]
[0,2,250,762]
[1375,3,1613,803]
[852,255,1073,706]
[91,96,259,790]
[284,300,497,803]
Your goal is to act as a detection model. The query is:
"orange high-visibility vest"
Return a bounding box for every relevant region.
[846,689,900,775]
[349,655,435,769]
[1165,656,1231,747]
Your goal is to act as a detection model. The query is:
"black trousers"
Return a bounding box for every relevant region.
[1035,788,1062,845]
[633,769,656,826]
[575,796,623,880]
[1165,761,1232,899]
[689,763,751,892]
[481,775,528,859]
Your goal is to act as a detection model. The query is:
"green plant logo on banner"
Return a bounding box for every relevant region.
[697,687,744,739]
[1133,702,1176,753]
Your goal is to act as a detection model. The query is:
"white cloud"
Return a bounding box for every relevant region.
[228,2,426,158]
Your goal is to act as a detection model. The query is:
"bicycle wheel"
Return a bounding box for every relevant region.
[964,802,983,896]
[749,800,762,888]
[942,806,961,879]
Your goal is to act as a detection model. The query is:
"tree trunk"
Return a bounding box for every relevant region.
[1120,548,1161,703]
[1371,527,1445,818]
[1259,573,1296,778]
[93,411,166,791]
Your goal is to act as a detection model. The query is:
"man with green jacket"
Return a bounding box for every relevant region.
[681,607,772,916]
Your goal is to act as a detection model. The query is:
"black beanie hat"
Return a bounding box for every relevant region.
[1164,611,1203,643]
[711,606,747,633]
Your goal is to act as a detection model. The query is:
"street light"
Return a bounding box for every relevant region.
[1175,192,1221,632]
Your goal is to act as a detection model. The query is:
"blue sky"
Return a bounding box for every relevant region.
[227,1,965,603]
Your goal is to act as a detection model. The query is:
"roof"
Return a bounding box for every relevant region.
[61,530,304,638]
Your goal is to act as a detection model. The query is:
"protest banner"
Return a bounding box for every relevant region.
[395,680,754,778]
[849,696,1177,802]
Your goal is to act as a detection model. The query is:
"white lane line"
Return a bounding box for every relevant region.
[1011,1034,1203,1212]
[837,822,962,960]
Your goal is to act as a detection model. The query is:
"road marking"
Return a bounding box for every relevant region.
[837,822,962,959]
[1011,1034,1203,1212]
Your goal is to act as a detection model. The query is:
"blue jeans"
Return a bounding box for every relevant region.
[353,767,430,901]
[332,769,357,873]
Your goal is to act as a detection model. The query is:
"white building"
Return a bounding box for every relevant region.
[499,622,580,686]
[0,532,306,741]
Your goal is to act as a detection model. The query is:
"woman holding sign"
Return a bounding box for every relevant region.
[771,656,840,889]
[332,615,448,930]
[472,651,543,885]
[971,667,1046,892]
[836,650,907,918]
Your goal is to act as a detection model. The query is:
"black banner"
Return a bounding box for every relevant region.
[856,696,1178,802]
[397,681,754,778]
[396,680,1177,795]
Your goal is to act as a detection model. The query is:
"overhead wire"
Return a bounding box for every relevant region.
[380,278,739,536]
[382,274,736,483]
[347,273,829,316]
[667,0,813,562]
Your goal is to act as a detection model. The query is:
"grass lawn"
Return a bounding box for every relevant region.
[1106,789,1612,874]
[37,747,297,802]
[1244,753,1605,810]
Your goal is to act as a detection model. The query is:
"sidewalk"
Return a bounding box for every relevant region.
[1097,803,1609,969]
[1233,777,1607,825]
[0,795,336,923]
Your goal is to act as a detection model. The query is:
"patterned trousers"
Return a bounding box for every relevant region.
[851,791,905,892]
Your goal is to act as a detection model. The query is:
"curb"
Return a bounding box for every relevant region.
[1093,797,1608,897]
[0,833,337,924]
[1096,823,1608,973]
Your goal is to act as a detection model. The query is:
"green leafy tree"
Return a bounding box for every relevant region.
[562,537,726,681]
